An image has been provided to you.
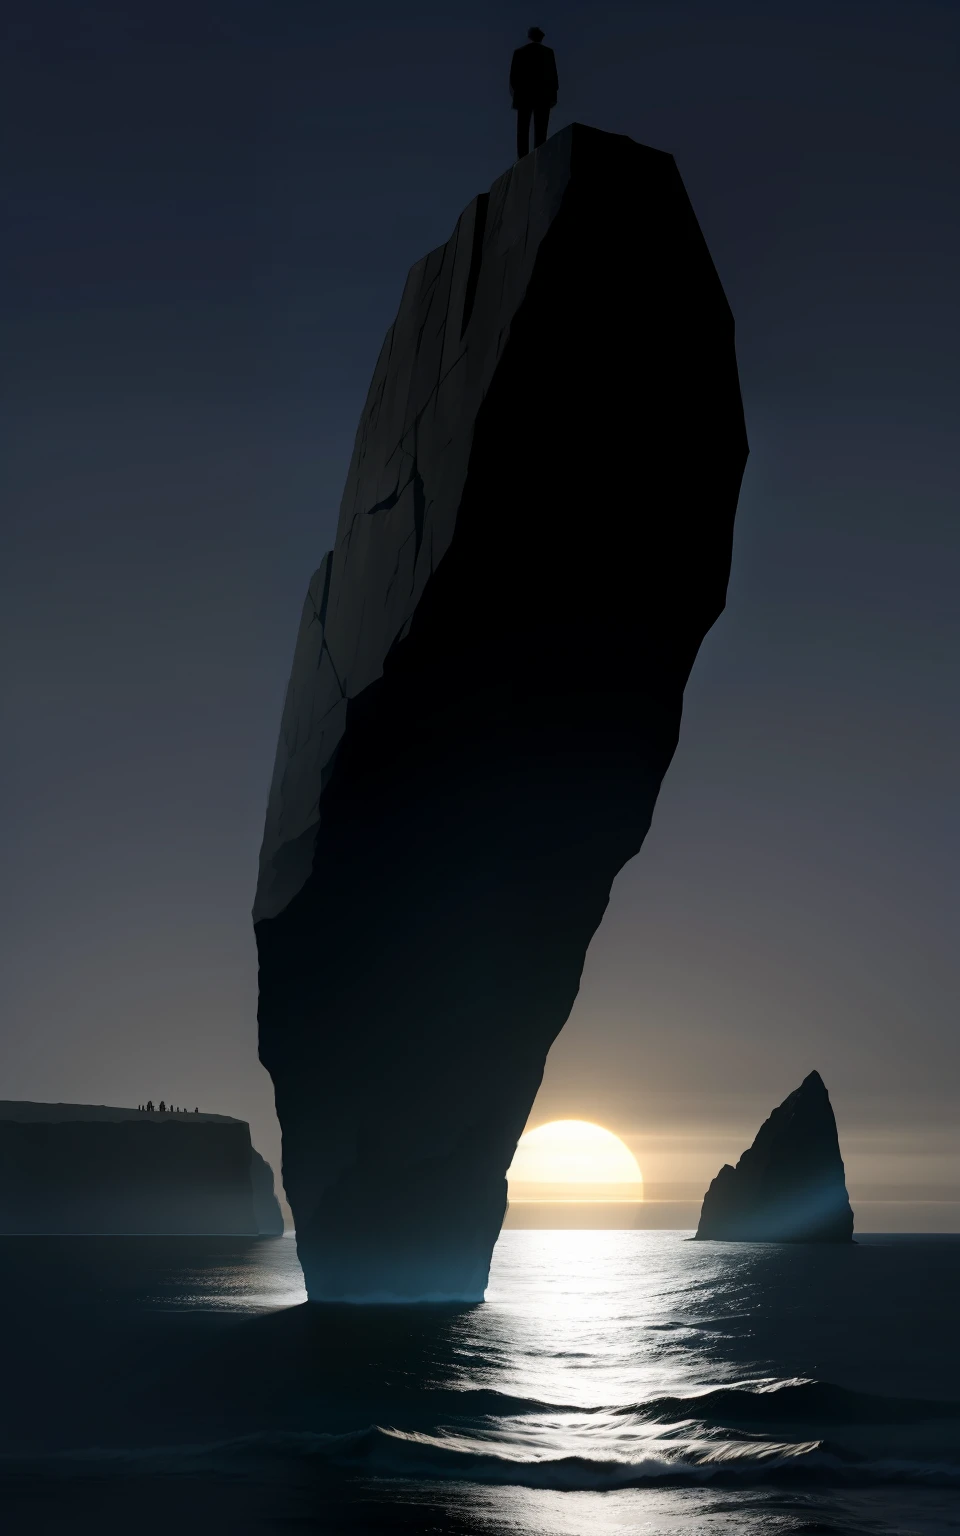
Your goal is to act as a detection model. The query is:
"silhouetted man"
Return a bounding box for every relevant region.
[510,27,558,160]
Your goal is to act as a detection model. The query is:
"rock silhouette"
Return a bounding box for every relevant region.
[695,1072,855,1242]
[0,1102,283,1235]
[255,124,748,1300]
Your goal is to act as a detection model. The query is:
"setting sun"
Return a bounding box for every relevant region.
[507,1120,644,1203]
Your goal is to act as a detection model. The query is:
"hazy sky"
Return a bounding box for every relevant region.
[3,1,958,1211]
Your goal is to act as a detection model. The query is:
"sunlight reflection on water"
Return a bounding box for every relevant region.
[476,1228,751,1408]
[144,1233,308,1312]
[5,1230,960,1534]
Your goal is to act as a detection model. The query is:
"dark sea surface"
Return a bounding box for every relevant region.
[1,1230,958,1534]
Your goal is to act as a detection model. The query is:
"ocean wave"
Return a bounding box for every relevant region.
[631,1378,960,1428]
[4,1424,960,1493]
[331,1425,960,1491]
[4,1380,959,1494]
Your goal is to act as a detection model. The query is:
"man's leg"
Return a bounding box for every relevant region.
[533,105,550,148]
[516,105,531,159]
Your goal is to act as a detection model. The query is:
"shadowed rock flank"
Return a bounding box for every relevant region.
[255,124,748,1300]
[695,1072,855,1243]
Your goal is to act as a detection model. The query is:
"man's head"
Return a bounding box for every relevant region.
[527,27,545,43]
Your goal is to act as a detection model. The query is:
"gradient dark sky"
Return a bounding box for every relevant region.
[3,1,958,1204]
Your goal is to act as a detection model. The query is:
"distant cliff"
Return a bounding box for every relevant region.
[255,123,747,1301]
[695,1073,854,1242]
[0,1103,283,1235]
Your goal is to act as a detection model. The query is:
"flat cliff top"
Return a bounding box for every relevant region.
[0,1101,242,1125]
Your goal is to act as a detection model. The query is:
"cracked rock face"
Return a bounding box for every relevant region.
[695,1072,855,1242]
[255,124,748,1300]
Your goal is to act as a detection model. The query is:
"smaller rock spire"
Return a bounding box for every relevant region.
[695,1072,854,1243]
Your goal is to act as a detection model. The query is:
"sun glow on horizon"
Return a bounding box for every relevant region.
[507,1120,644,1202]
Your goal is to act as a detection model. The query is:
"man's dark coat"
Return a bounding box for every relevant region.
[509,42,559,109]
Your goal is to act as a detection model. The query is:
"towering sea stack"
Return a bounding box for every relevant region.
[696,1072,855,1242]
[255,125,748,1300]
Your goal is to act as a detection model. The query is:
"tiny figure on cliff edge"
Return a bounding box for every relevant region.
[510,27,558,160]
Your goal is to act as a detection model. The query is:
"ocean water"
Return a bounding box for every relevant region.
[1,1229,959,1534]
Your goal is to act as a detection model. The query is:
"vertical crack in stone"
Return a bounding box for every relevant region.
[460,192,490,340]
